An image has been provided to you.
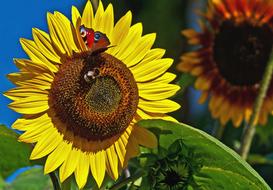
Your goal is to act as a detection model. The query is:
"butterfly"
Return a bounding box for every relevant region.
[79,25,110,55]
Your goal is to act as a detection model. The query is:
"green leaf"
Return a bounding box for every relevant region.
[138,119,270,190]
[256,115,273,145]
[0,125,32,178]
[0,176,6,189]
[3,167,52,190]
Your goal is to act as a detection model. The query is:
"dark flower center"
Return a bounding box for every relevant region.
[85,77,121,113]
[213,20,273,86]
[164,169,184,187]
[49,52,138,145]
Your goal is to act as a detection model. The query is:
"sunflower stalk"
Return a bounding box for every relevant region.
[61,176,72,190]
[239,49,273,160]
[49,172,61,190]
[109,170,145,190]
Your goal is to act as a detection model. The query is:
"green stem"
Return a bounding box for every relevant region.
[91,0,99,11]
[239,50,273,160]
[212,120,225,140]
[109,171,145,190]
[49,172,61,190]
[61,176,72,190]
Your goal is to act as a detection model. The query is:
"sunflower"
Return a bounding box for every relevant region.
[177,0,273,127]
[148,139,201,190]
[5,1,180,188]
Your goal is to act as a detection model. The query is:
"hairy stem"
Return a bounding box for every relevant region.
[239,50,273,159]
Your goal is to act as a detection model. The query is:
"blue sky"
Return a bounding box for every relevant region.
[0,0,85,127]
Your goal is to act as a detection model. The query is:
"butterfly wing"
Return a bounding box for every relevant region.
[91,32,111,55]
[79,26,111,54]
[80,25,95,49]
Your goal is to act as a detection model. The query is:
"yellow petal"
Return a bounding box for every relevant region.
[115,23,142,60]
[181,53,202,63]
[93,1,104,30]
[96,3,114,36]
[136,109,178,122]
[123,33,156,68]
[20,38,57,72]
[138,83,180,100]
[47,13,68,55]
[139,48,166,65]
[30,128,62,159]
[195,74,212,90]
[32,28,61,64]
[4,87,48,101]
[54,12,79,53]
[106,145,119,180]
[9,95,49,114]
[198,91,208,104]
[12,113,51,131]
[137,73,176,86]
[133,126,157,148]
[214,98,229,118]
[15,74,53,90]
[219,100,231,125]
[120,133,128,149]
[82,0,94,28]
[131,58,173,82]
[108,11,132,55]
[71,6,81,27]
[7,72,36,84]
[90,151,106,187]
[138,99,180,113]
[13,58,27,71]
[209,95,223,114]
[18,121,52,143]
[75,153,89,189]
[114,139,125,167]
[13,58,54,74]
[59,148,81,182]
[44,141,72,174]
[182,29,199,38]
[191,65,204,76]
[232,106,244,127]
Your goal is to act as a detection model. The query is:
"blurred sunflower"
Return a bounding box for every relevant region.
[5,0,180,188]
[178,0,273,127]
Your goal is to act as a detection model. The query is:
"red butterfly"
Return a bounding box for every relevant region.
[79,25,110,55]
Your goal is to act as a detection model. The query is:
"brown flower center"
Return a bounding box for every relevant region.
[213,20,273,86]
[48,52,138,142]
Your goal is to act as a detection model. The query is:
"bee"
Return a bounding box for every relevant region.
[79,25,111,83]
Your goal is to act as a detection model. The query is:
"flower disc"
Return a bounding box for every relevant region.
[178,0,273,127]
[214,20,273,86]
[49,53,138,145]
